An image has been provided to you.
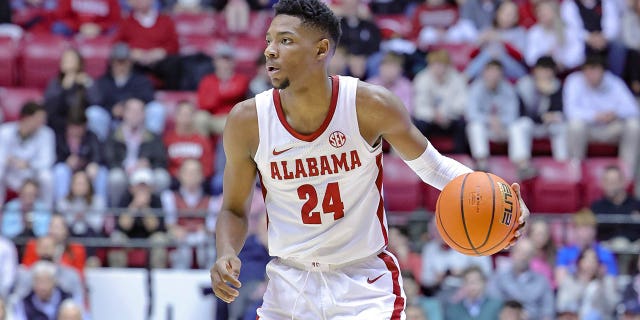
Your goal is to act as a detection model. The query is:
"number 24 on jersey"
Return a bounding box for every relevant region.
[297,182,345,224]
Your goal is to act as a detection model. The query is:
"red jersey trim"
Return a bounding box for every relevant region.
[272,76,340,142]
[375,154,388,245]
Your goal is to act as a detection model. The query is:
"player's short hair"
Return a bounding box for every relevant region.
[19,101,45,119]
[274,0,342,49]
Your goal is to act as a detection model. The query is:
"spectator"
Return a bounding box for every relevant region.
[104,98,169,206]
[498,300,526,320]
[248,55,271,97]
[53,110,107,203]
[564,55,640,175]
[163,101,214,185]
[88,42,166,140]
[487,238,555,320]
[57,171,106,238]
[52,0,120,38]
[337,0,381,79]
[406,304,428,320]
[56,300,82,320]
[387,227,422,283]
[561,0,626,76]
[165,0,215,13]
[161,160,220,269]
[445,266,503,320]
[412,0,478,47]
[44,48,99,136]
[0,102,55,207]
[466,60,520,171]
[513,56,568,176]
[590,165,640,240]
[195,43,250,137]
[10,0,57,33]
[556,247,619,320]
[412,50,468,154]
[223,0,249,33]
[13,261,73,320]
[460,0,501,31]
[620,255,640,320]
[622,0,640,96]
[555,209,618,284]
[367,52,414,114]
[465,1,528,80]
[116,0,182,90]
[22,216,87,276]
[527,219,556,288]
[0,236,17,299]
[1,180,52,239]
[525,0,585,70]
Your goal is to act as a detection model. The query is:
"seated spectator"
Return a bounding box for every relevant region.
[487,238,555,320]
[12,261,76,320]
[0,102,55,207]
[337,0,381,79]
[367,52,413,113]
[57,171,106,238]
[44,48,99,136]
[460,0,501,32]
[1,180,52,239]
[10,0,57,33]
[22,216,87,276]
[620,255,640,320]
[561,0,626,76]
[445,266,503,320]
[513,56,567,176]
[623,0,640,96]
[248,55,271,97]
[413,0,478,47]
[412,50,468,154]
[161,160,220,269]
[564,55,640,177]
[56,300,82,320]
[555,209,618,284]
[591,165,640,241]
[498,300,526,320]
[223,0,249,33]
[195,43,250,138]
[165,0,215,13]
[52,0,120,37]
[116,0,182,90]
[0,236,17,299]
[163,101,214,186]
[527,219,556,288]
[87,43,166,140]
[53,110,107,202]
[556,247,619,319]
[465,1,528,80]
[387,227,422,283]
[466,60,520,171]
[105,98,170,206]
[525,0,585,71]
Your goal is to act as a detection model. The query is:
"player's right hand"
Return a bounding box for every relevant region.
[210,255,242,303]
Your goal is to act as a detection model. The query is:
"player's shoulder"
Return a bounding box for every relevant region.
[224,98,259,144]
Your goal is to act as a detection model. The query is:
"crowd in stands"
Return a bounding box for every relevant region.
[1,0,640,319]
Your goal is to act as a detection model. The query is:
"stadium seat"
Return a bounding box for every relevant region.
[421,154,475,212]
[179,35,222,56]
[383,154,422,213]
[0,87,44,122]
[0,37,19,86]
[216,11,272,39]
[155,91,198,130]
[425,42,477,71]
[74,36,114,79]
[231,36,266,76]
[530,158,582,213]
[173,12,217,38]
[20,33,69,88]
[374,15,413,39]
[582,157,633,207]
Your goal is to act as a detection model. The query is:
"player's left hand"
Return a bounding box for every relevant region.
[506,183,530,249]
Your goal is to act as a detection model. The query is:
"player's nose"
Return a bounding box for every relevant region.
[264,43,277,58]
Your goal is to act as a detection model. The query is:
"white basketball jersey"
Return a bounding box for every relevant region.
[254,75,388,264]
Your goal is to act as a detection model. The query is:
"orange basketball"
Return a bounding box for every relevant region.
[435,172,521,256]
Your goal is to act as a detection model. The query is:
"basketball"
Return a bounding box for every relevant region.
[435,172,521,256]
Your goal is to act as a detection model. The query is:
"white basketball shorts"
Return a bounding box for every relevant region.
[256,250,406,320]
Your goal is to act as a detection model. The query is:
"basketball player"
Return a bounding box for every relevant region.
[210,0,530,318]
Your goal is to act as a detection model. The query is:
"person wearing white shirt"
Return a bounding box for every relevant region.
[0,102,55,208]
[564,55,640,173]
[0,236,17,300]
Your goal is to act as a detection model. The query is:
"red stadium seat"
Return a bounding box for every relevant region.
[530,158,582,213]
[425,42,477,71]
[383,154,422,213]
[179,35,222,56]
[0,87,44,122]
[231,36,266,76]
[374,15,413,39]
[216,11,272,39]
[582,157,633,207]
[421,154,475,212]
[20,33,69,88]
[155,90,198,130]
[173,12,217,37]
[74,36,114,79]
[0,37,19,86]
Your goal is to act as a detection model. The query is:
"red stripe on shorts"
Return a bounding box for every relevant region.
[378,251,405,319]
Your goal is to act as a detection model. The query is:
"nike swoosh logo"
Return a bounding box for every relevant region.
[272,147,293,156]
[367,274,385,284]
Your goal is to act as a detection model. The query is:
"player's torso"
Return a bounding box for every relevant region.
[253,76,389,264]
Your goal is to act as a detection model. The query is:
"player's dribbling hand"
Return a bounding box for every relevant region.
[210,255,242,303]
[506,183,530,249]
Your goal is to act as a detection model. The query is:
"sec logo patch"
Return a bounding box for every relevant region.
[329,131,346,148]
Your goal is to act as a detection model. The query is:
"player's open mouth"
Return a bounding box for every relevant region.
[267,66,280,74]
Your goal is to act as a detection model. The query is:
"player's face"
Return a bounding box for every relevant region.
[264,15,329,89]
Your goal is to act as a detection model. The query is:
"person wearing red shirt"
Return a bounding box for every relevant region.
[116,0,182,90]
[53,0,121,38]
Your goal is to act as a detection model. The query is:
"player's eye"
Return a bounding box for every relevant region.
[281,38,292,45]
[265,39,272,45]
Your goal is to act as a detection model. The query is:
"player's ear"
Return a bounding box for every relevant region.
[316,38,330,60]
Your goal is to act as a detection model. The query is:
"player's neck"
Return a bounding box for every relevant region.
[278,75,333,115]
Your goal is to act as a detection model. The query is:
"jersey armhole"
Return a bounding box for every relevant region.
[351,79,383,155]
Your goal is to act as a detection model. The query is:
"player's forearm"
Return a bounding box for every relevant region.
[215,209,249,257]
